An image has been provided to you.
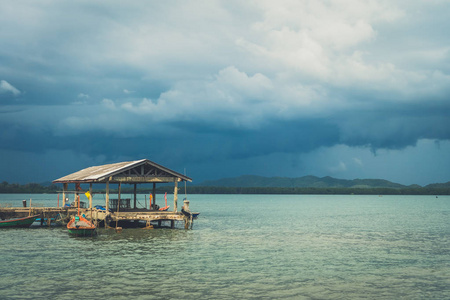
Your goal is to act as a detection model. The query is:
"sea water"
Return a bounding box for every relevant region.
[0,194,449,299]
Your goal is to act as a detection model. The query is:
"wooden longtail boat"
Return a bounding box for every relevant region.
[67,194,96,237]
[67,215,96,237]
[0,215,39,228]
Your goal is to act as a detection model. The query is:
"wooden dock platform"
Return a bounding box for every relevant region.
[0,207,196,229]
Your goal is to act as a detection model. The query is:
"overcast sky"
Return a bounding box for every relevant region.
[1,0,449,186]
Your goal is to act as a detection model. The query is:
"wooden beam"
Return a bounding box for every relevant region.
[144,168,154,176]
[111,176,175,183]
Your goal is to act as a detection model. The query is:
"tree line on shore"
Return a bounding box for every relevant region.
[0,181,448,195]
[182,186,449,195]
[0,182,59,193]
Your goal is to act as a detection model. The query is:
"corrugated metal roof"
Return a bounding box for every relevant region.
[53,159,192,183]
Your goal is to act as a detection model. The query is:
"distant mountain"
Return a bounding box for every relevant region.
[197,175,414,189]
[424,182,450,189]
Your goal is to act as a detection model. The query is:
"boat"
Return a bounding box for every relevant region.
[67,194,96,237]
[181,208,200,218]
[158,192,170,211]
[0,215,40,228]
[67,215,96,237]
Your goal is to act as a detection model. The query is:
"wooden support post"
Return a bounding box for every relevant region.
[105,180,110,229]
[77,194,80,216]
[133,184,137,209]
[116,182,121,231]
[89,183,93,223]
[174,180,178,213]
[171,220,175,229]
[152,183,156,209]
[89,183,93,209]
[183,199,190,211]
[105,181,110,211]
[63,183,68,207]
[118,182,121,209]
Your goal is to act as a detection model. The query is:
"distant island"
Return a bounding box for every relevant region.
[187,175,450,195]
[198,175,419,189]
[1,175,449,195]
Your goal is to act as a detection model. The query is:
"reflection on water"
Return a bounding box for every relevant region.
[0,194,449,299]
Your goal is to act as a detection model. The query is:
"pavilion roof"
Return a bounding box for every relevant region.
[53,159,192,184]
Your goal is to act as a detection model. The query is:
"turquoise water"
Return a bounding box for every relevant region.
[0,194,449,299]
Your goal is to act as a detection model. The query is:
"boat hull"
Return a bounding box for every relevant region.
[181,209,200,219]
[0,215,39,228]
[67,215,96,237]
[67,227,96,237]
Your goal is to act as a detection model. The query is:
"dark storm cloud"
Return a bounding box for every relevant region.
[333,98,450,150]
[0,1,449,184]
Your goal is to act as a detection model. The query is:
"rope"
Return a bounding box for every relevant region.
[137,199,146,208]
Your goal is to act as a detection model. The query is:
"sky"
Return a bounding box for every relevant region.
[0,0,449,186]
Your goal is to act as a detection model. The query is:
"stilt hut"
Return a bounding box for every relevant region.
[52,159,194,228]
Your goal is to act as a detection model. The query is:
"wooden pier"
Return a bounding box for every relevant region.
[0,159,198,229]
[0,206,194,228]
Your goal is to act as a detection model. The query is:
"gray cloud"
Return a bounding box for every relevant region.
[0,1,449,184]
[0,80,21,97]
